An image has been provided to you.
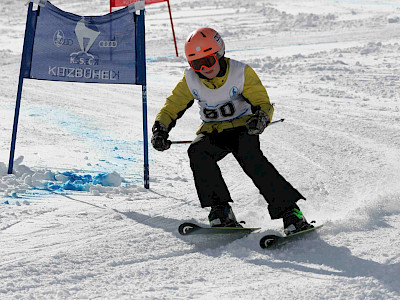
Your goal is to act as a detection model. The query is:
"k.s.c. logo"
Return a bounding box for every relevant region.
[53,30,73,47]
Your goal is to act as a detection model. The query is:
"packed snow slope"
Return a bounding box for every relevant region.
[1,0,400,299]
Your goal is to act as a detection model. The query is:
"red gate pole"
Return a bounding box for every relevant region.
[109,0,178,56]
[166,0,178,57]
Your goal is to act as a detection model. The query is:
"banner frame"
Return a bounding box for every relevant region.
[8,2,150,189]
[8,2,37,174]
[136,7,149,189]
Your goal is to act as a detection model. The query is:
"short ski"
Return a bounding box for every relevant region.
[178,222,260,236]
[259,224,323,249]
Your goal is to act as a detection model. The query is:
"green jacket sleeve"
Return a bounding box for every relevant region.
[242,65,274,120]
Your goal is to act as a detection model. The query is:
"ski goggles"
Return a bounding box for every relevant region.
[189,54,218,71]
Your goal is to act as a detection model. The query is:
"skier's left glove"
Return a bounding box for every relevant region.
[151,122,171,151]
[246,110,270,135]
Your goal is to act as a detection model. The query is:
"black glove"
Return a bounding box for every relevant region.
[151,122,171,151]
[246,110,270,135]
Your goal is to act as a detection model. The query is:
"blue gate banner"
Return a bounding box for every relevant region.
[10,1,149,189]
[29,2,138,84]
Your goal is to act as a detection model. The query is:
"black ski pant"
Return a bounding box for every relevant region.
[187,127,305,219]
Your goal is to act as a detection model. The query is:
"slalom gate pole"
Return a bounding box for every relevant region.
[166,0,178,57]
[170,118,285,145]
[8,2,35,174]
[138,6,149,189]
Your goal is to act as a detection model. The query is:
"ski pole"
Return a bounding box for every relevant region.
[269,118,285,125]
[170,140,193,144]
[170,118,285,145]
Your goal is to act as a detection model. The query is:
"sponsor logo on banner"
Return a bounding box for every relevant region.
[53,30,73,47]
[99,40,118,48]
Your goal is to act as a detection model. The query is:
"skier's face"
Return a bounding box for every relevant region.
[199,60,220,79]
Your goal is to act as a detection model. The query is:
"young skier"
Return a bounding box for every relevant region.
[151,27,313,235]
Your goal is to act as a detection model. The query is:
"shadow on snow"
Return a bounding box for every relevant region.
[249,235,400,295]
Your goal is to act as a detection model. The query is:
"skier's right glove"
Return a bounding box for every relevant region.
[151,122,171,151]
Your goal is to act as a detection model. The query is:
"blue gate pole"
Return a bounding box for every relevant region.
[8,71,25,174]
[136,5,149,189]
[8,2,35,174]
[141,18,149,189]
[142,83,149,189]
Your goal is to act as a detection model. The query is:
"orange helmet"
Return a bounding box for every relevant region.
[184,27,225,62]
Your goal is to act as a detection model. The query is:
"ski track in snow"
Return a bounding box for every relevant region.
[1,0,400,299]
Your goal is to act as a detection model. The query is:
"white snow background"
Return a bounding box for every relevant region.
[1,0,400,299]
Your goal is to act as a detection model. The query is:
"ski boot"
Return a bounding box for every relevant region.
[208,203,242,228]
[283,205,313,236]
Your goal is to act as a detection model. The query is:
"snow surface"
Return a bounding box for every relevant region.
[1,0,400,299]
